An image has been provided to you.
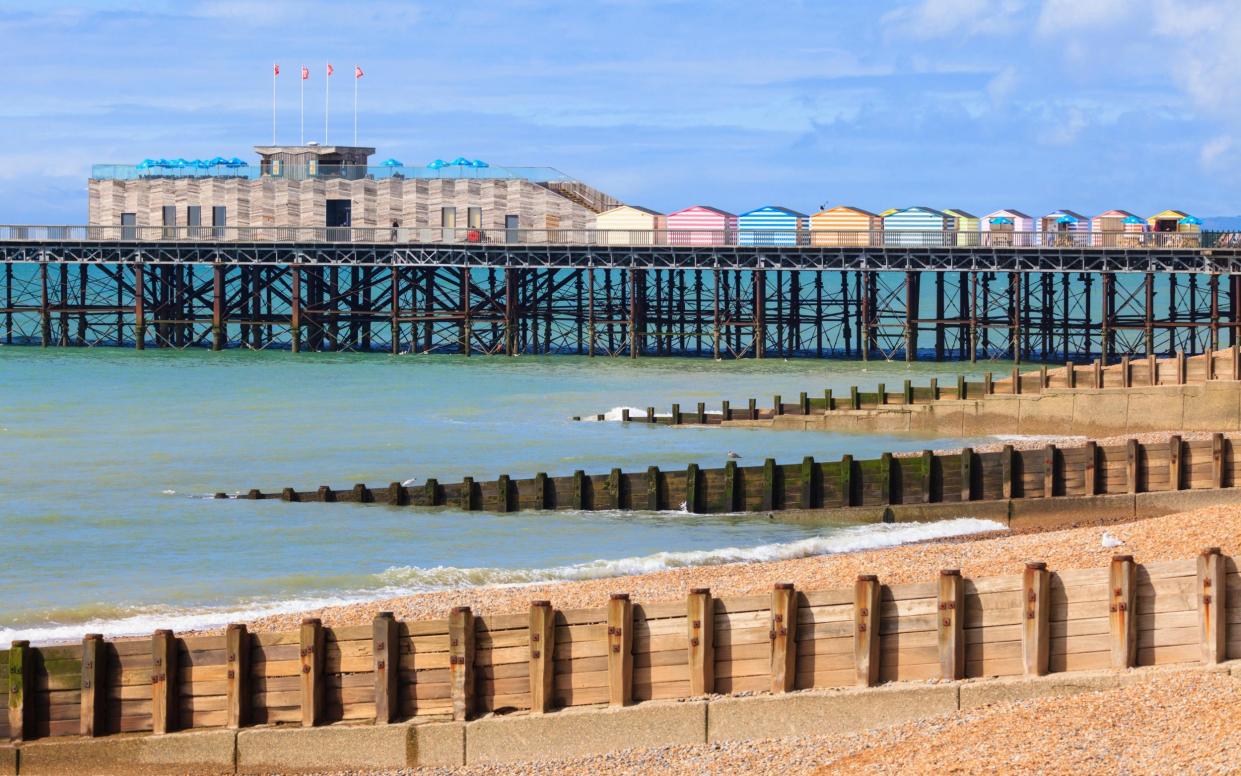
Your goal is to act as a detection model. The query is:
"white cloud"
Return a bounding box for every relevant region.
[1035,0,1130,35]
[987,66,1018,104]
[1201,135,1232,168]
[1038,106,1088,145]
[882,0,1027,40]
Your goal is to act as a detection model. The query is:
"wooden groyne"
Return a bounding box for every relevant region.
[587,346,1241,437]
[4,551,1237,750]
[238,434,1241,518]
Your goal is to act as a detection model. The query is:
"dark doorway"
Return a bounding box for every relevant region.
[505,214,519,243]
[327,199,352,241]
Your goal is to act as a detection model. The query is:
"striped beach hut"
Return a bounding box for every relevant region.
[1091,210,1144,247]
[1039,210,1089,246]
[1148,210,1201,246]
[944,209,980,246]
[883,207,956,246]
[982,209,1035,247]
[594,205,666,245]
[809,206,882,246]
[666,205,738,246]
[738,205,807,246]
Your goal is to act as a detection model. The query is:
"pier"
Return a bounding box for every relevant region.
[3,226,1241,360]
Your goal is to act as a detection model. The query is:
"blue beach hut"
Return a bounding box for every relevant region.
[882,206,956,246]
[738,205,807,246]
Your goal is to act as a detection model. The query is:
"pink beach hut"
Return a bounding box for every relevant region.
[666,205,738,246]
[1039,210,1090,246]
[1091,210,1145,247]
[981,209,1035,247]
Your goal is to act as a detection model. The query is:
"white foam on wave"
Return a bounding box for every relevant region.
[4,518,1005,645]
[583,406,672,422]
[989,434,1086,443]
[378,517,1006,589]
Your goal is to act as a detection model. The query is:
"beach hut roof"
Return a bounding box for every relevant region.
[1094,209,1139,219]
[670,205,736,217]
[1045,209,1087,220]
[741,205,808,218]
[1149,209,1189,220]
[815,205,880,218]
[601,204,662,217]
[890,206,950,217]
[944,208,978,219]
[986,208,1032,219]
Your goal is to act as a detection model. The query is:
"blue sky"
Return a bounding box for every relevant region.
[2,0,1239,221]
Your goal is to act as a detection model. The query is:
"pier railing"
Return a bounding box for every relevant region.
[4,550,1236,743]
[0,225,1227,249]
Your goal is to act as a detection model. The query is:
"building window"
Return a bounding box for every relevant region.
[187,206,202,238]
[121,212,136,240]
[467,207,482,230]
[162,206,176,239]
[441,207,457,230]
[212,206,227,238]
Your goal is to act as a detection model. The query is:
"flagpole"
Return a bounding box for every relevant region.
[272,64,277,144]
[300,66,305,145]
[325,64,330,145]
[353,67,358,146]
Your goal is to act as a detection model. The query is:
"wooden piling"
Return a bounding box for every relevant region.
[609,468,622,510]
[387,481,404,506]
[425,478,440,506]
[529,601,555,714]
[1169,436,1183,490]
[800,456,816,509]
[879,452,892,505]
[1043,444,1055,498]
[721,400,731,421]
[685,463,700,513]
[572,470,586,510]
[533,473,547,510]
[373,613,399,724]
[920,450,933,503]
[647,466,661,511]
[151,629,177,734]
[1198,548,1225,664]
[937,570,964,680]
[762,458,777,511]
[960,448,974,502]
[840,454,854,507]
[769,583,797,693]
[449,607,475,721]
[1125,439,1138,495]
[460,477,475,510]
[853,575,880,687]
[7,640,29,742]
[799,391,810,414]
[671,403,681,425]
[606,594,633,707]
[1109,555,1136,669]
[1212,433,1225,488]
[723,461,738,512]
[1021,562,1050,677]
[686,588,713,696]
[1084,441,1098,495]
[1001,444,1015,500]
[497,475,513,512]
[299,618,324,727]
[748,398,757,419]
[80,634,105,737]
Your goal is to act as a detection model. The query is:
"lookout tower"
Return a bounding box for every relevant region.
[252,143,376,180]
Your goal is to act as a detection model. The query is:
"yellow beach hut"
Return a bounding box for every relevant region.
[944,209,980,246]
[594,205,666,245]
[1147,210,1201,246]
[809,206,882,246]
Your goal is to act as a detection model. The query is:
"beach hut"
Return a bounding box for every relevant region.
[666,205,738,246]
[594,205,666,245]
[981,209,1035,247]
[1147,210,1201,245]
[944,209,980,246]
[737,206,807,246]
[1039,210,1090,246]
[883,207,956,246]
[1091,210,1143,247]
[808,206,882,246]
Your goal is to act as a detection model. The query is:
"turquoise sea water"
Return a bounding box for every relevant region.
[0,349,1015,642]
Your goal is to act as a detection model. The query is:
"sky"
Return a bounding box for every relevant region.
[1,0,1240,222]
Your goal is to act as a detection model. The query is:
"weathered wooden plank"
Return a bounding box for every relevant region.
[937,570,964,680]
[686,588,713,696]
[1110,556,1137,669]
[854,575,879,687]
[299,618,324,727]
[607,595,633,707]
[373,612,398,724]
[1022,562,1050,676]
[1198,548,1226,664]
[151,630,177,735]
[224,623,248,729]
[80,634,105,737]
[529,601,554,714]
[448,607,474,721]
[770,584,796,693]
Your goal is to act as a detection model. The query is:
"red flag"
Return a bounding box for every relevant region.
[326,63,334,77]
[273,63,280,77]
[301,65,309,80]
[355,65,363,79]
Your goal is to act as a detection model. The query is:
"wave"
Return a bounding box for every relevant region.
[2,517,1004,645]
[580,406,673,422]
[378,517,1005,588]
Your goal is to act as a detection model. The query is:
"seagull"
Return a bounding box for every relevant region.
[727,450,741,459]
[401,478,417,487]
[1101,531,1124,549]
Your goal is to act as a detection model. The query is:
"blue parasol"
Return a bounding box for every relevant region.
[1055,214,1078,224]
[990,217,1013,225]
[228,157,247,167]
[1179,215,1203,226]
[471,159,489,168]
[1122,215,1144,225]
[450,156,471,166]
[381,158,403,167]
[427,159,447,169]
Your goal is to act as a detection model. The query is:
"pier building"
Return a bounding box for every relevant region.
[88,143,621,238]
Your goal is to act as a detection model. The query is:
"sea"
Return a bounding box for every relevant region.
[0,348,1016,643]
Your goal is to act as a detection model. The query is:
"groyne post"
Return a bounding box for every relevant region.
[1043,445,1056,498]
[7,640,30,742]
[687,588,713,696]
[151,629,177,734]
[646,466,661,510]
[299,618,325,726]
[373,612,399,724]
[225,623,250,729]
[607,594,633,707]
[1198,548,1225,665]
[1022,562,1050,676]
[1169,436,1183,490]
[960,448,974,502]
[853,575,880,687]
[1109,555,1137,669]
[723,461,738,511]
[1084,441,1098,495]
[80,633,105,737]
[529,601,555,713]
[937,570,964,680]
[449,606,475,721]
[770,583,797,693]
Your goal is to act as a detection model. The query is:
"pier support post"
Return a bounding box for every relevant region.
[212,262,225,351]
[133,264,145,350]
[687,588,713,696]
[606,594,633,707]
